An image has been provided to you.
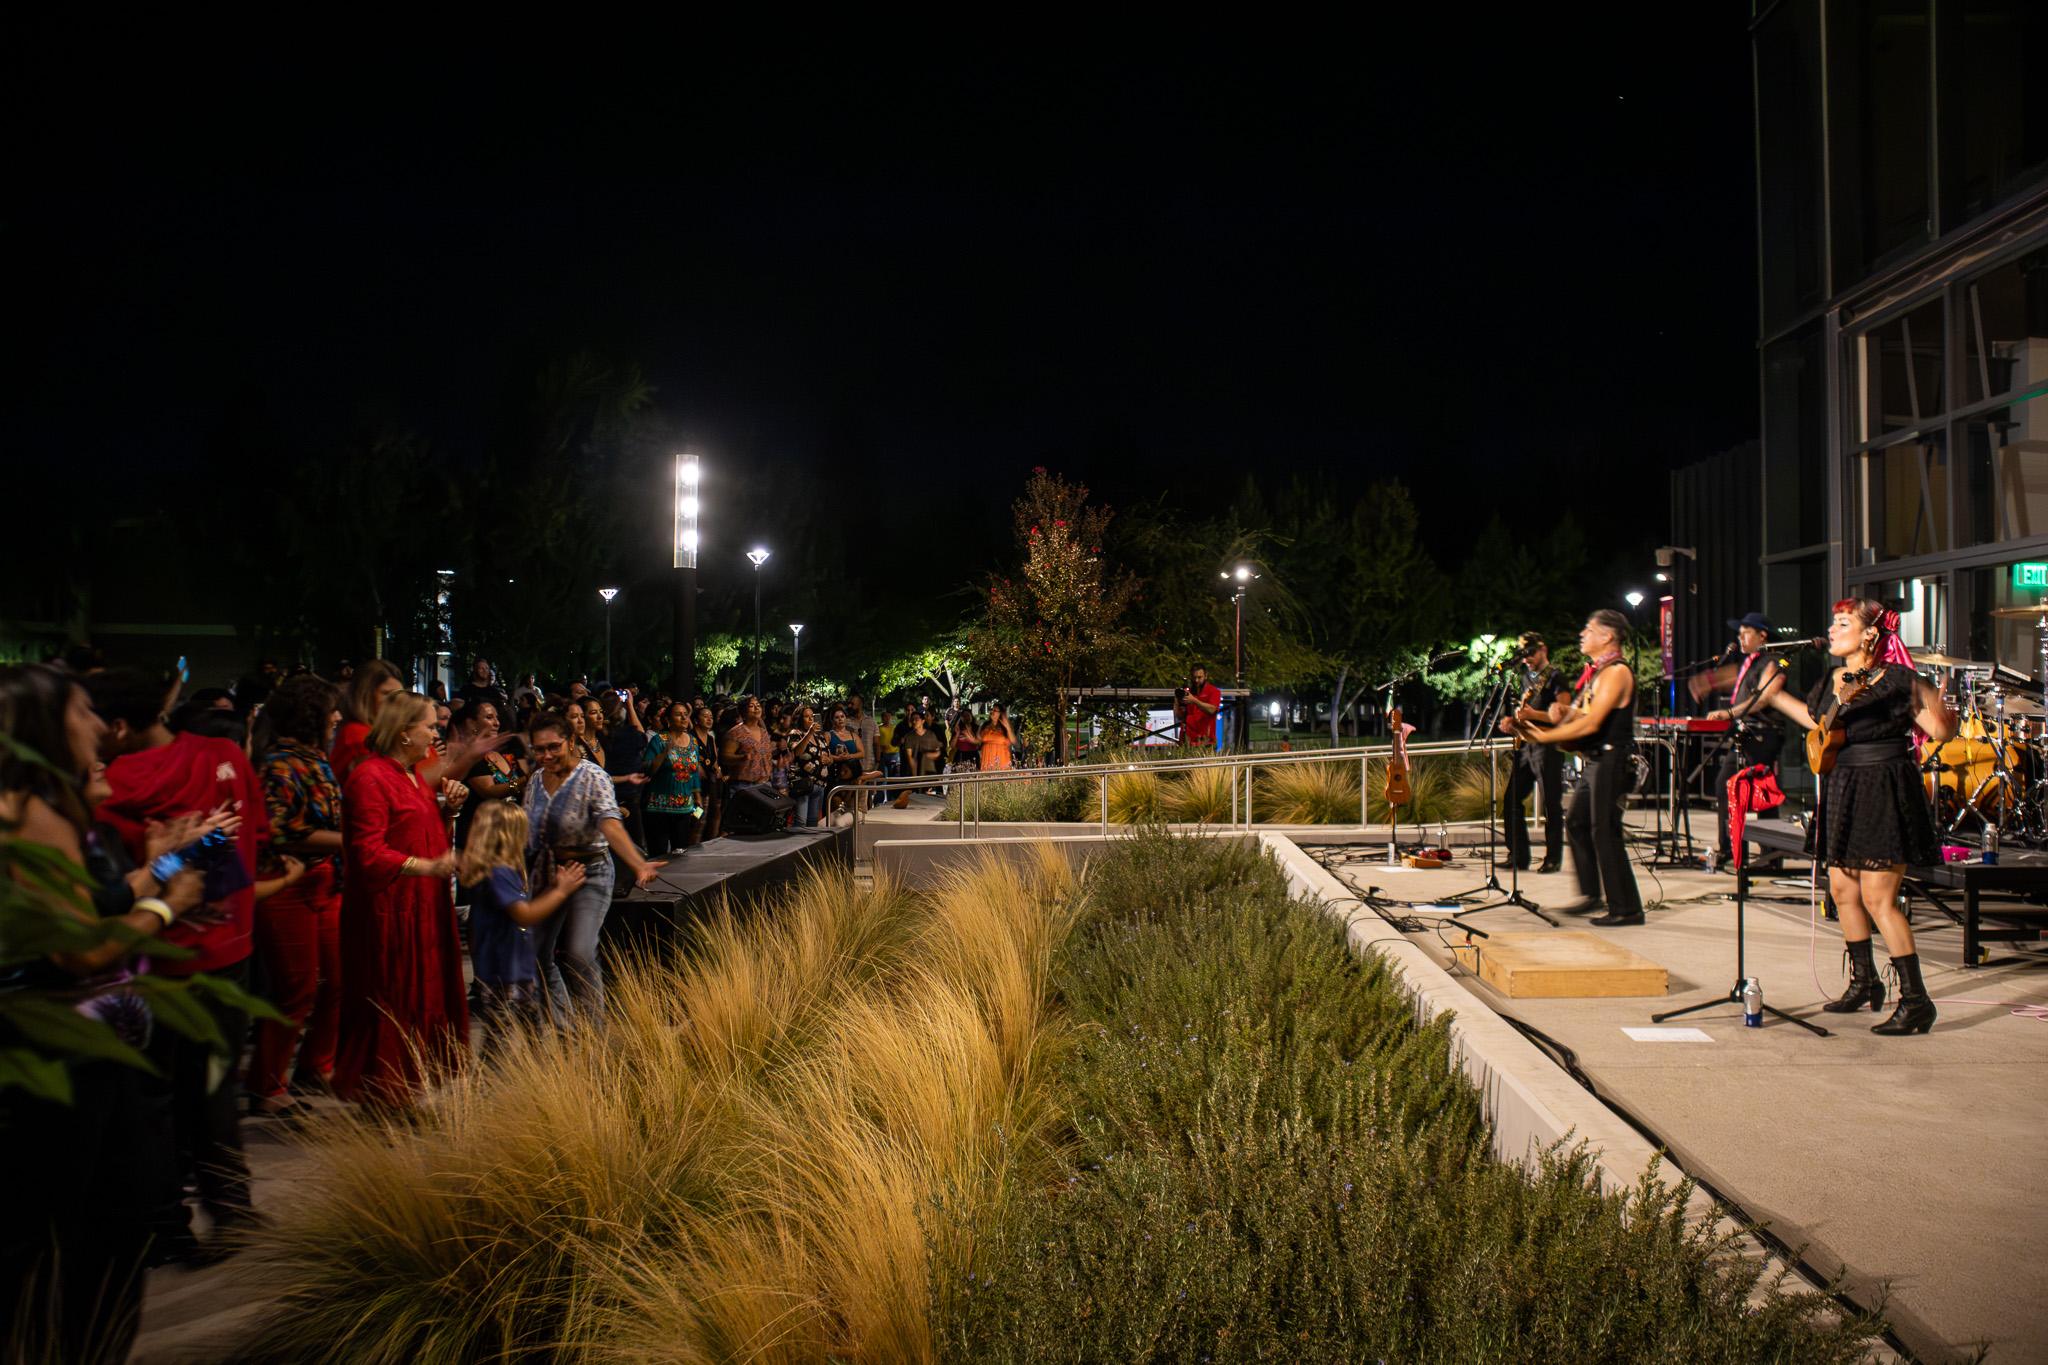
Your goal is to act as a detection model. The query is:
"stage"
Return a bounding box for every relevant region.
[1309,817,2048,1365]
[604,825,852,948]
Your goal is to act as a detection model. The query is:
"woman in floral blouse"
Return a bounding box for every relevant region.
[641,701,705,855]
[251,674,347,1115]
[783,703,829,826]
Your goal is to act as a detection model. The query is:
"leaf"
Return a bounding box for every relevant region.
[0,1047,72,1102]
[183,971,293,1026]
[126,977,227,1050]
[0,996,157,1073]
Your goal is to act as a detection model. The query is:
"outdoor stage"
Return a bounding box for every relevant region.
[604,824,851,947]
[1310,815,2048,1365]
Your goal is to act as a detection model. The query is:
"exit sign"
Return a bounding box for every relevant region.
[2016,563,2048,589]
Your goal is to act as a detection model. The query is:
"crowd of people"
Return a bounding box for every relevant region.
[0,651,1025,1362]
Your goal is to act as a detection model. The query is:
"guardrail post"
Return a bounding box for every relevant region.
[1100,772,1109,833]
[1360,751,1368,831]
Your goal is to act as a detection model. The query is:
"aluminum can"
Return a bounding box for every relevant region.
[1741,977,1762,1028]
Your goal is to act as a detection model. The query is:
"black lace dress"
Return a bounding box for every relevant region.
[1806,663,1939,870]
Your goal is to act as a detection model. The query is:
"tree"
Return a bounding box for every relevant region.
[877,628,978,709]
[966,470,1142,755]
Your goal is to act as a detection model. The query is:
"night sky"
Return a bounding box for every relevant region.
[10,13,1752,559]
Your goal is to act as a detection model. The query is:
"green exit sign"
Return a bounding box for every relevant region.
[2017,563,2048,590]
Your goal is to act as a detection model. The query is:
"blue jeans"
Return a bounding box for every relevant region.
[533,855,615,1025]
[796,785,826,826]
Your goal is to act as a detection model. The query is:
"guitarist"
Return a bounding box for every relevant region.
[1760,598,1955,1035]
[1515,610,1645,927]
[1493,632,1566,874]
[1696,611,1790,866]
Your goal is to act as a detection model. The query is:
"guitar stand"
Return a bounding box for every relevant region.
[1650,856,1830,1037]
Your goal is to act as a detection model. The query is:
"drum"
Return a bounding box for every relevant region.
[1921,720,2029,819]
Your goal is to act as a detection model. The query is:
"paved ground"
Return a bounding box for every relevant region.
[1313,819,2048,1365]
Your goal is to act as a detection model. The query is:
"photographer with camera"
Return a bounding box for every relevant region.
[1174,665,1222,749]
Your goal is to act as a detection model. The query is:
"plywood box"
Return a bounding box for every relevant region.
[1451,931,1667,998]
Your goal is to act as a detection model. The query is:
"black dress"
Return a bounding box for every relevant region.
[1806,663,1939,870]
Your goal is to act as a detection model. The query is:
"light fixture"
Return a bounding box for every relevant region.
[1654,572,1668,582]
[1625,590,1646,608]
[747,549,771,694]
[790,623,804,690]
[674,453,700,568]
[599,589,619,683]
[598,588,618,602]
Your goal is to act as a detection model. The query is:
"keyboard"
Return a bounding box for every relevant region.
[1636,717,1731,732]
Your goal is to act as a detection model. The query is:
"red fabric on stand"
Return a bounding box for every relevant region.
[332,754,469,1106]
[1725,763,1786,868]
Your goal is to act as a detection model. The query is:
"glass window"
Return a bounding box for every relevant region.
[1959,390,2048,543]
[1763,325,1827,553]
[1941,1,2048,226]
[1855,431,1950,562]
[1960,249,2048,406]
[1966,562,2048,681]
[1854,295,1946,442]
[1850,575,1948,652]
[1831,0,1933,276]
[1757,0,1827,329]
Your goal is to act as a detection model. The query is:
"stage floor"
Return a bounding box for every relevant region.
[1310,817,2048,1365]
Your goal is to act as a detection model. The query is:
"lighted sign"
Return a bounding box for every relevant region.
[2015,563,2048,590]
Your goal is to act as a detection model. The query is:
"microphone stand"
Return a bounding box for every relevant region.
[1465,660,1558,926]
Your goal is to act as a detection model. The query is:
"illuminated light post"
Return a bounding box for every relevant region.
[599,588,619,686]
[673,453,700,700]
[1217,563,1257,752]
[747,547,771,696]
[790,623,804,692]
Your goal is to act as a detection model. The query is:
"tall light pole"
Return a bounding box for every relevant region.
[599,588,619,685]
[673,453,700,701]
[1219,564,1257,683]
[747,547,771,696]
[790,623,803,693]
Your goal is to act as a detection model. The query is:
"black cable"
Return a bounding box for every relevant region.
[1485,1009,1923,1364]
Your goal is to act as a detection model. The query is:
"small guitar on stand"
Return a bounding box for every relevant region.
[1385,706,1415,863]
[1805,669,1873,775]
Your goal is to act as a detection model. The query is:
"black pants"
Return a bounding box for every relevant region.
[1503,743,1564,867]
[150,955,253,1229]
[1565,747,1643,915]
[0,1057,161,1363]
[1714,734,1785,857]
[643,809,699,856]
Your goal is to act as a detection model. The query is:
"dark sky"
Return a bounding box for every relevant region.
[9,13,1753,552]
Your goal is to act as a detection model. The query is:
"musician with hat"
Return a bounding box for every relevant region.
[1493,631,1565,874]
[1692,611,1789,867]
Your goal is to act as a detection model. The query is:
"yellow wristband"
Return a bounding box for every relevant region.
[135,897,175,929]
[403,856,418,876]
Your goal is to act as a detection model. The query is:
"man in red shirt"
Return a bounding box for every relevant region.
[1175,665,1223,747]
[88,667,272,1255]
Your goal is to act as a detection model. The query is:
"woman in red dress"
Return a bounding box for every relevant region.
[333,692,471,1108]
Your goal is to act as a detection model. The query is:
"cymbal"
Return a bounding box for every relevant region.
[1999,692,2045,717]
[1911,649,1981,668]
[1990,604,2048,619]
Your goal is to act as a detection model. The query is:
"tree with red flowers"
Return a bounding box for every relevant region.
[967,469,1142,746]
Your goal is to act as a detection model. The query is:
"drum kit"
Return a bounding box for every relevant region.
[1913,603,2048,844]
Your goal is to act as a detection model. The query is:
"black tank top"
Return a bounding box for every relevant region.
[1587,660,1637,752]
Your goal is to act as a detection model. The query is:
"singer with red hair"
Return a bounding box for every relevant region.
[1764,598,1956,1034]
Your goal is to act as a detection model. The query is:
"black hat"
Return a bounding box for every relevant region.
[1726,611,1773,634]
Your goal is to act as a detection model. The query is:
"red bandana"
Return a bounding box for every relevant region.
[1574,649,1623,691]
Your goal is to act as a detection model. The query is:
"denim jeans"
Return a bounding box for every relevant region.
[533,855,616,1025]
[796,785,826,826]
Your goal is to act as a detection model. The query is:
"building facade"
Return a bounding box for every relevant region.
[1755,0,2048,673]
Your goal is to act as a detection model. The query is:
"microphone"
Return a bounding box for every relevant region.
[1753,636,1827,655]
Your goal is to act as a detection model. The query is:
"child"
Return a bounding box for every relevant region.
[458,800,584,1053]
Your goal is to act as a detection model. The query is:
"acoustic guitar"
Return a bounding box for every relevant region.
[1804,669,1874,776]
[1510,666,1555,752]
[1384,708,1414,807]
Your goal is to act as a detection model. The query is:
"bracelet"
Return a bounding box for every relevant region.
[402,856,418,876]
[135,897,176,928]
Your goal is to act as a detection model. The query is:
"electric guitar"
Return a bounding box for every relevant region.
[1510,666,1556,752]
[1805,669,1874,776]
[1384,709,1414,807]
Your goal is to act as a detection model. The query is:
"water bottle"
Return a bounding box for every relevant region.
[1742,977,1762,1028]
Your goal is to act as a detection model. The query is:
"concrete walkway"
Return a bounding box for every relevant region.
[1311,827,2048,1365]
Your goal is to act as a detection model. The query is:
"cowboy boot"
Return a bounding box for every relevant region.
[1822,938,1887,1014]
[1871,952,1937,1036]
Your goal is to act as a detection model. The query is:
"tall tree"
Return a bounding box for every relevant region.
[966,469,1141,751]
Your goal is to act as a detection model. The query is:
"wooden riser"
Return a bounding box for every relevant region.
[1452,930,1668,998]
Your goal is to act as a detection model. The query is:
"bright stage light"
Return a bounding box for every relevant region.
[674,453,700,568]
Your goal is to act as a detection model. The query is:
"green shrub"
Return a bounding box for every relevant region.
[935,832,1880,1365]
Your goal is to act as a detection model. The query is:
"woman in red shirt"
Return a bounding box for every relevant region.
[332,692,471,1109]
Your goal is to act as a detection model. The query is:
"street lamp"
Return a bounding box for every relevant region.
[1625,590,1646,609]
[747,547,771,696]
[673,453,700,700]
[790,623,804,692]
[1218,564,1258,685]
[599,588,619,686]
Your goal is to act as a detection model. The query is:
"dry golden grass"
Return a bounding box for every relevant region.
[239,850,1078,1365]
[1160,764,1235,824]
[1104,769,1162,824]
[1255,758,1365,824]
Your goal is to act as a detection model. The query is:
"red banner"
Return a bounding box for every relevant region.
[1659,596,1675,679]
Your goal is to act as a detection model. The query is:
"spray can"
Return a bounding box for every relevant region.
[1742,977,1762,1028]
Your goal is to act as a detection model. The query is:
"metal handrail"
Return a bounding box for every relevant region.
[846,737,1512,840]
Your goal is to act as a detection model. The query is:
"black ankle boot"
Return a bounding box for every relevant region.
[1823,938,1887,1014]
[1872,952,1937,1036]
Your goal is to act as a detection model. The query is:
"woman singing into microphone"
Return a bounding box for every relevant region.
[1763,598,1955,1035]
